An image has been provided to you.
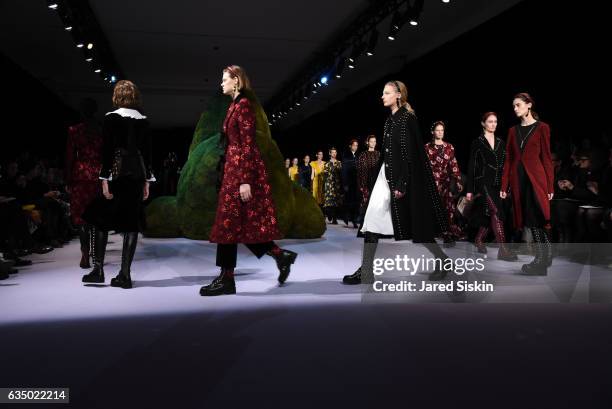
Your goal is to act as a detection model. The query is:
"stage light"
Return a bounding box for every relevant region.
[335,58,345,78]
[48,3,58,10]
[86,57,93,62]
[320,76,328,85]
[110,75,117,83]
[87,43,93,49]
[76,43,84,48]
[94,68,101,73]
[388,11,403,41]
[366,30,379,56]
[442,0,450,3]
[408,0,424,27]
[65,26,72,31]
[348,42,365,68]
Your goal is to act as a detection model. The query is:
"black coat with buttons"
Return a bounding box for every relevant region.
[358,106,449,242]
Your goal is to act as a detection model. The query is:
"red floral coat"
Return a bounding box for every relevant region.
[209,95,282,244]
[501,121,554,229]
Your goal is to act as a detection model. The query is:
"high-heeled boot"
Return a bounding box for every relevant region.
[82,227,108,283]
[111,232,138,289]
[490,214,517,261]
[423,242,451,281]
[343,232,379,285]
[474,227,489,254]
[79,224,91,269]
[521,228,548,275]
[200,267,236,296]
[267,246,298,284]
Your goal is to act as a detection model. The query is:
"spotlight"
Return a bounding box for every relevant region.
[442,0,450,3]
[407,0,424,27]
[86,57,93,62]
[387,11,403,41]
[334,58,345,78]
[110,75,117,83]
[409,19,418,26]
[48,3,58,10]
[348,42,365,68]
[320,76,328,85]
[366,30,379,56]
[76,43,84,48]
[65,26,72,31]
[87,43,93,49]
[94,68,101,73]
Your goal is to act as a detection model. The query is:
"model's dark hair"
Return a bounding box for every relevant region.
[223,65,252,92]
[112,80,142,109]
[366,135,376,142]
[481,112,497,124]
[431,121,445,133]
[329,147,337,152]
[349,139,359,145]
[514,92,539,120]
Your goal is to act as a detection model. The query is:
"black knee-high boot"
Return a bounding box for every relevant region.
[79,224,91,269]
[111,232,138,289]
[343,232,379,285]
[82,226,108,283]
[423,242,451,281]
[521,228,548,275]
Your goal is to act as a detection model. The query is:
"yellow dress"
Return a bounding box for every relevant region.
[288,165,299,183]
[310,160,326,205]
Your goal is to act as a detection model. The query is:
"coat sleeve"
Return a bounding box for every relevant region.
[99,116,115,180]
[396,115,416,194]
[236,98,257,186]
[501,129,514,192]
[467,140,478,194]
[142,120,155,182]
[540,123,554,194]
[448,144,462,183]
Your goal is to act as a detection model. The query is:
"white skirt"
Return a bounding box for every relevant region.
[360,164,394,235]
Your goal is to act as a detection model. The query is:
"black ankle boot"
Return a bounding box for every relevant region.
[342,268,362,285]
[520,228,548,276]
[268,248,298,284]
[200,269,236,296]
[111,232,138,289]
[79,224,91,269]
[82,227,107,283]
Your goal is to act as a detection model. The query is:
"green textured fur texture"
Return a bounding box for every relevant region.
[145,91,325,240]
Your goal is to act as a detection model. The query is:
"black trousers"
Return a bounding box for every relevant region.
[216,242,274,269]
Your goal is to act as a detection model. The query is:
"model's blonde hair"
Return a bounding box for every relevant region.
[386,80,414,114]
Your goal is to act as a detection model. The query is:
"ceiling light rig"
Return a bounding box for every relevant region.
[46,0,123,86]
[268,0,444,127]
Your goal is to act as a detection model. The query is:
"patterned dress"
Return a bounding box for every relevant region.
[209,94,282,244]
[65,122,103,225]
[425,141,464,240]
[310,160,326,205]
[357,150,381,213]
[323,159,343,208]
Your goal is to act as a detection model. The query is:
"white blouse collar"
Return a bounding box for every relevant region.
[106,108,147,119]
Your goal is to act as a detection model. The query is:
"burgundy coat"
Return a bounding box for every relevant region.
[209,94,282,244]
[501,121,554,229]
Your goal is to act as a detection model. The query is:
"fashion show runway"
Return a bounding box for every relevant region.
[2,226,611,408]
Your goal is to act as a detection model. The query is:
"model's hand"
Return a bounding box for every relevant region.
[548,193,554,200]
[240,184,252,202]
[466,193,473,201]
[143,182,150,201]
[500,191,507,199]
[393,190,405,199]
[102,179,113,200]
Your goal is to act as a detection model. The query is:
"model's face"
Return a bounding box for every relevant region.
[513,98,531,118]
[317,152,323,160]
[330,150,337,159]
[285,159,290,167]
[433,125,445,139]
[578,157,591,169]
[292,158,298,166]
[221,71,238,95]
[350,142,358,152]
[483,115,498,133]
[368,138,376,149]
[381,84,400,108]
[304,155,310,164]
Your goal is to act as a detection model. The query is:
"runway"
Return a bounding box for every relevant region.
[2,225,611,408]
